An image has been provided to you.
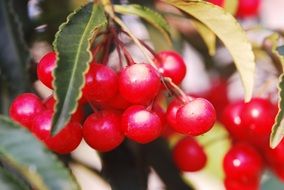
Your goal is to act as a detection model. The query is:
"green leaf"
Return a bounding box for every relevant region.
[0,115,79,190]
[114,4,171,46]
[223,0,238,15]
[166,0,255,102]
[270,74,284,148]
[191,20,216,55]
[0,0,31,99]
[266,34,284,148]
[52,3,107,134]
[0,167,29,190]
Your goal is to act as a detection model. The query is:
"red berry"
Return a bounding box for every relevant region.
[207,0,224,7]
[172,137,207,172]
[43,95,85,123]
[264,140,284,167]
[119,63,161,105]
[221,101,246,141]
[175,98,216,135]
[121,105,162,144]
[223,143,263,183]
[241,98,277,147]
[9,93,45,129]
[83,110,124,152]
[102,92,131,110]
[154,51,186,84]
[236,0,260,18]
[31,110,82,154]
[224,177,260,190]
[83,63,118,102]
[37,52,56,89]
[166,98,183,129]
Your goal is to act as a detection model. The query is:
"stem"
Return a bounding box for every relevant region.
[163,77,191,104]
[102,1,158,69]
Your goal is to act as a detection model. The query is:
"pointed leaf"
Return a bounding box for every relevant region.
[192,20,216,55]
[114,4,171,45]
[165,0,255,102]
[0,167,29,190]
[223,0,238,15]
[0,116,79,190]
[271,74,284,148]
[52,3,107,134]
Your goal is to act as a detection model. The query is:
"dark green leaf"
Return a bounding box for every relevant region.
[0,115,79,190]
[52,3,107,134]
[165,0,255,102]
[114,4,171,45]
[0,0,31,99]
[0,167,29,190]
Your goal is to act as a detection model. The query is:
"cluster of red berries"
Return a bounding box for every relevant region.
[221,98,279,189]
[208,0,260,18]
[9,50,217,154]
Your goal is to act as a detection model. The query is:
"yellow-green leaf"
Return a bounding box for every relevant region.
[52,3,107,134]
[269,34,284,148]
[270,74,284,148]
[165,0,255,102]
[192,20,216,55]
[223,0,238,15]
[114,4,171,46]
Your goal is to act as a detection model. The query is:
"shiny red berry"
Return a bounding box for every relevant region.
[236,0,260,18]
[207,0,224,7]
[37,52,56,89]
[31,109,82,154]
[172,137,207,172]
[83,110,124,152]
[9,93,45,129]
[221,101,246,141]
[166,98,183,129]
[223,143,263,184]
[241,98,277,147]
[224,177,260,190]
[154,51,186,84]
[83,63,118,102]
[121,105,162,144]
[175,98,216,135]
[43,95,85,123]
[119,63,161,105]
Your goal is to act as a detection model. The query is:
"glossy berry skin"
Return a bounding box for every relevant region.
[37,52,56,89]
[172,137,207,172]
[224,177,260,190]
[223,143,263,184]
[221,101,246,141]
[207,0,224,7]
[83,110,124,152]
[83,63,118,102]
[175,98,216,136]
[166,98,183,129]
[264,140,284,168]
[43,95,85,123]
[9,93,45,129]
[241,98,277,147]
[154,51,186,84]
[236,0,260,18]
[119,63,161,105]
[31,110,82,154]
[121,105,162,144]
[102,92,131,110]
